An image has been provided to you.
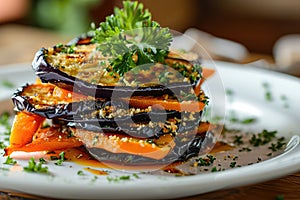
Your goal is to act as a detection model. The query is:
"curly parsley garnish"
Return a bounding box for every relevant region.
[91,1,172,76]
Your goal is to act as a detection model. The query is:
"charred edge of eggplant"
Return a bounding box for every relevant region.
[87,128,212,165]
[32,46,199,99]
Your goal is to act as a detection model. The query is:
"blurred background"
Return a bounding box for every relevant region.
[1,0,300,71]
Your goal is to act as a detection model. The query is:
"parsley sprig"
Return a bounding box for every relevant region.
[91,1,172,76]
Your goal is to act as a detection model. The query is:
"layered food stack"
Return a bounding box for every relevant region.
[5,1,215,165]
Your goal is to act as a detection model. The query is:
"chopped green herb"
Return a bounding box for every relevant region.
[132,173,140,179]
[257,157,262,163]
[262,82,273,101]
[265,91,272,101]
[267,152,272,156]
[91,175,98,182]
[0,141,6,149]
[195,155,216,166]
[227,111,257,125]
[3,156,17,165]
[280,95,289,108]
[1,80,15,89]
[211,166,217,172]
[54,151,66,166]
[0,167,9,171]
[59,44,75,54]
[77,170,85,176]
[268,139,286,152]
[233,135,244,145]
[225,88,234,102]
[55,43,63,48]
[230,162,236,168]
[39,158,47,164]
[249,129,277,147]
[0,112,11,134]
[225,89,234,96]
[107,175,131,182]
[239,147,252,152]
[240,117,257,124]
[24,158,49,174]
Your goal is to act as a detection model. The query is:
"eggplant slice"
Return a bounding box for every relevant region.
[12,83,129,119]
[66,111,201,139]
[32,37,203,99]
[12,83,203,122]
[74,122,214,165]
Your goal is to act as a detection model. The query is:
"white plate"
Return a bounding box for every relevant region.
[0,62,300,199]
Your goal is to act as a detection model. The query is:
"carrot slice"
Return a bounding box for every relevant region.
[73,129,175,160]
[52,86,87,102]
[5,126,83,156]
[127,96,206,112]
[9,112,45,148]
[195,68,215,96]
[127,67,214,112]
[202,68,215,82]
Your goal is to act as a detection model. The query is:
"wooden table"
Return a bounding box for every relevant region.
[0,24,299,200]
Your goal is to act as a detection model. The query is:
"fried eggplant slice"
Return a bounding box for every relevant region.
[12,83,205,120]
[32,37,203,98]
[73,122,214,164]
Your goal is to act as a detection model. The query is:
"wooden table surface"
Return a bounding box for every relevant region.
[0,24,299,200]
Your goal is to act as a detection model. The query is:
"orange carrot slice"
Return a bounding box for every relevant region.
[73,129,175,160]
[195,67,215,96]
[5,126,83,156]
[127,96,206,112]
[52,86,87,102]
[9,112,45,148]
